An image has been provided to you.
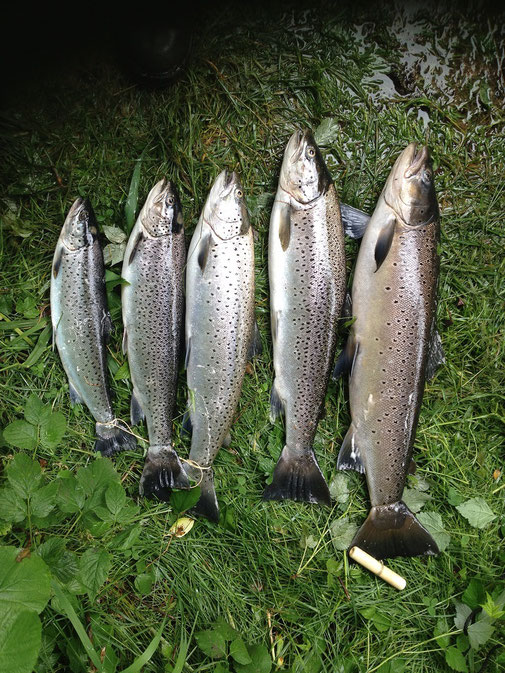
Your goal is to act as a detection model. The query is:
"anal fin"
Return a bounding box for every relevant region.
[248,320,263,359]
[337,425,364,473]
[426,326,445,380]
[130,391,145,426]
[69,381,83,406]
[269,381,285,422]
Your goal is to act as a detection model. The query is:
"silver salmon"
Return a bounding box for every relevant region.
[184,170,258,521]
[337,143,444,558]
[50,198,136,455]
[121,180,189,498]
[263,129,347,505]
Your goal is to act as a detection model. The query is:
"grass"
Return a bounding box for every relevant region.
[1,2,504,672]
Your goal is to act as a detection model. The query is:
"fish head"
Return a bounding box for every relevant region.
[279,129,331,204]
[384,143,438,226]
[141,179,184,236]
[60,197,98,250]
[203,169,250,239]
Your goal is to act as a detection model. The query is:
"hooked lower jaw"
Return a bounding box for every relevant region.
[404,144,429,178]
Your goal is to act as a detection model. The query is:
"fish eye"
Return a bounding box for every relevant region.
[167,196,175,205]
[422,169,432,183]
[235,188,243,199]
[306,146,316,158]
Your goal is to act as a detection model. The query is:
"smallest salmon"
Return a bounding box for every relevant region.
[51,198,136,456]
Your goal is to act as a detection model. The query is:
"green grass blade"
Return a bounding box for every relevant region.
[51,580,103,672]
[23,324,52,368]
[119,619,166,673]
[125,153,144,235]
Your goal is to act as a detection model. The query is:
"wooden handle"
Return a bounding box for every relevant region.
[349,546,406,591]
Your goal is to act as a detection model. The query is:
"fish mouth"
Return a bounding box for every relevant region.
[218,169,239,198]
[287,129,313,163]
[67,196,86,220]
[403,143,429,178]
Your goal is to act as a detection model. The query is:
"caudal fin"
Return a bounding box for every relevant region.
[263,447,331,506]
[350,501,439,559]
[186,467,219,522]
[95,421,136,456]
[139,446,190,500]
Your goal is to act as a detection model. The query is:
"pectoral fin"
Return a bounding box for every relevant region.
[197,232,214,272]
[340,203,370,239]
[277,202,291,251]
[52,247,63,278]
[128,230,144,265]
[374,217,396,272]
[426,326,445,380]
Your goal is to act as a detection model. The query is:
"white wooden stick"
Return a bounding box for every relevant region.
[349,546,406,590]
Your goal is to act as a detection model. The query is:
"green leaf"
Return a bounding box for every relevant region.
[195,629,227,659]
[230,638,252,665]
[57,473,86,514]
[23,324,52,369]
[0,547,51,613]
[402,488,431,513]
[417,511,450,551]
[51,581,102,671]
[213,616,238,641]
[6,453,42,498]
[170,487,201,514]
[433,618,450,648]
[0,605,42,673]
[330,518,359,551]
[103,242,126,266]
[314,117,340,146]
[125,154,144,234]
[134,574,153,596]
[102,225,127,244]
[3,421,38,450]
[454,602,473,630]
[39,411,66,449]
[79,548,111,601]
[113,360,130,381]
[462,579,485,609]
[235,643,272,673]
[111,525,142,550]
[468,616,494,650]
[359,607,391,632]
[481,591,505,619]
[105,481,127,516]
[30,482,58,518]
[445,646,468,672]
[456,498,496,529]
[24,395,51,426]
[0,488,26,522]
[328,473,349,504]
[447,487,465,507]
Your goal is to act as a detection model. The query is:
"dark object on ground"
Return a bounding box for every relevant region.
[118,18,192,86]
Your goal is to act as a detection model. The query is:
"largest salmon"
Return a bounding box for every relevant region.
[263,129,347,505]
[336,143,444,558]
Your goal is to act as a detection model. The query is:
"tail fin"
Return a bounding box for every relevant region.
[139,446,190,500]
[186,467,219,522]
[350,501,439,559]
[95,421,136,456]
[263,447,331,506]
